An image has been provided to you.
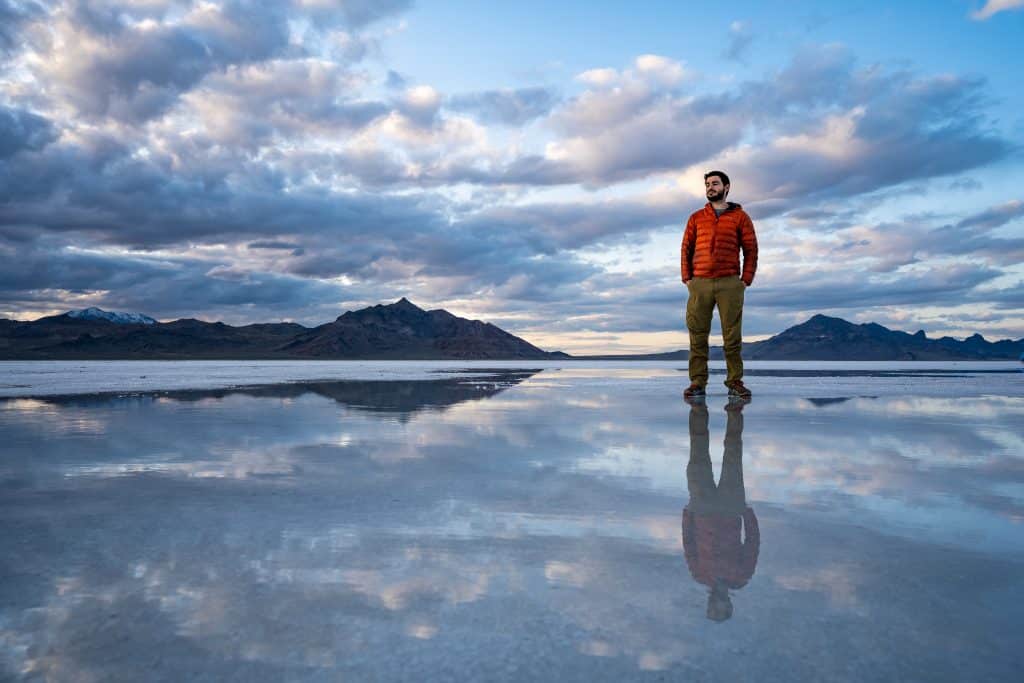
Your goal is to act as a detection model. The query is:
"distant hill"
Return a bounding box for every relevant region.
[279,298,561,359]
[0,299,567,360]
[743,314,1022,361]
[579,314,1023,361]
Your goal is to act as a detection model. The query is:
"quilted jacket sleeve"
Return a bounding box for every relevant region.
[680,215,697,282]
[740,507,760,581]
[739,214,758,286]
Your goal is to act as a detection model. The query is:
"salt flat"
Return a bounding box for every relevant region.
[1,359,1020,398]
[1,363,1022,681]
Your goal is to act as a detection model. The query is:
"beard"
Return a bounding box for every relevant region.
[706,189,726,202]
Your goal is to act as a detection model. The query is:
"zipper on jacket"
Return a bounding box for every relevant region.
[710,208,717,255]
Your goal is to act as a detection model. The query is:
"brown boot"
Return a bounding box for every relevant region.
[725,379,752,399]
[683,383,706,401]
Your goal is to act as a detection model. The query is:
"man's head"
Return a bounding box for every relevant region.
[704,170,730,203]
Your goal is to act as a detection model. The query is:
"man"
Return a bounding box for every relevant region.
[682,398,759,621]
[680,171,758,399]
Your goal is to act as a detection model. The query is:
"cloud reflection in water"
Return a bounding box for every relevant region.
[1,368,1021,680]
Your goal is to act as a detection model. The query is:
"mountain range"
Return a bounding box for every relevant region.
[0,300,1020,361]
[0,298,565,360]
[582,314,1023,361]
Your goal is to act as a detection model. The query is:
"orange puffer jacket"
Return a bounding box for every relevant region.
[682,507,760,589]
[680,202,758,285]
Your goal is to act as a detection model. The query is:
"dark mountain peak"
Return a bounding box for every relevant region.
[914,330,927,339]
[780,314,855,338]
[393,297,418,309]
[381,297,427,316]
[335,297,427,323]
[164,318,229,329]
[804,314,852,328]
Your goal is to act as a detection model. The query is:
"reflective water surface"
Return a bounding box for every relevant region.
[2,366,1022,681]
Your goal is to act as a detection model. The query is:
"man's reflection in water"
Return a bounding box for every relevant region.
[682,399,759,621]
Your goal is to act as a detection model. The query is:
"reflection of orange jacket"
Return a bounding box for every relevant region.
[680,203,758,285]
[682,507,760,589]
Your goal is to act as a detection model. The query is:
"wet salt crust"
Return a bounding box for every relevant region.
[0,359,1019,398]
[1,364,1021,681]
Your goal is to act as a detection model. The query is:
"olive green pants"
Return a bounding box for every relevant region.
[686,276,745,386]
[687,404,746,515]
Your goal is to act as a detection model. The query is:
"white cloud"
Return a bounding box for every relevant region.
[633,54,689,87]
[575,67,619,87]
[971,0,1024,20]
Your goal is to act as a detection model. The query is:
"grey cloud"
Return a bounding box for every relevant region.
[385,69,408,90]
[461,195,686,252]
[970,281,1024,312]
[745,44,858,116]
[0,0,45,56]
[954,200,1024,230]
[931,227,1024,267]
[0,105,55,158]
[394,92,442,128]
[723,22,754,62]
[429,96,747,187]
[752,263,1003,310]
[0,124,562,298]
[278,212,600,302]
[437,154,577,186]
[827,206,1024,270]
[502,45,1013,195]
[2,126,602,303]
[182,61,389,147]
[449,87,560,125]
[248,241,303,250]
[34,1,294,122]
[294,0,413,29]
[0,236,347,323]
[0,125,445,250]
[11,1,415,124]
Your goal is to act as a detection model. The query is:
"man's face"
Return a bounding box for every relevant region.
[705,176,728,202]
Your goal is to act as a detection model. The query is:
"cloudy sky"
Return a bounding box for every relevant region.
[1,0,1022,353]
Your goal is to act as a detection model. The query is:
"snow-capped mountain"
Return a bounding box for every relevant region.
[66,307,157,325]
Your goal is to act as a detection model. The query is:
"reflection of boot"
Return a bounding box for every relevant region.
[725,395,750,412]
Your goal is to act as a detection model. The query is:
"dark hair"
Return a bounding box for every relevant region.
[704,170,730,186]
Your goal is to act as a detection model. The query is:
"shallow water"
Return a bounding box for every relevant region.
[1,365,1022,681]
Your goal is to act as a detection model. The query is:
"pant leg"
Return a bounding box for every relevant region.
[717,410,747,514]
[715,276,746,384]
[686,404,716,513]
[686,278,715,387]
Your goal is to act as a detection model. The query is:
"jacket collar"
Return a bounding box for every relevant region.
[704,201,741,216]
